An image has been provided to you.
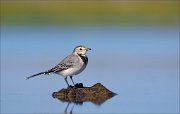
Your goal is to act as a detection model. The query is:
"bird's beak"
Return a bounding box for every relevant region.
[86,48,91,51]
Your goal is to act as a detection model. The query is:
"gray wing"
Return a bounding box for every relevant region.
[45,55,79,74]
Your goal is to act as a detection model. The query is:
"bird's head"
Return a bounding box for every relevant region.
[73,45,91,56]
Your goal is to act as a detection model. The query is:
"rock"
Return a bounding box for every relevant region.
[52,83,117,105]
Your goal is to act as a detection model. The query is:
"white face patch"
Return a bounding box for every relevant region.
[74,47,87,55]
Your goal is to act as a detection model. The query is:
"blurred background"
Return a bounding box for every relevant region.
[1,0,179,113]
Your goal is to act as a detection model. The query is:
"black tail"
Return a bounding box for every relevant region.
[26,72,46,80]
[26,67,56,80]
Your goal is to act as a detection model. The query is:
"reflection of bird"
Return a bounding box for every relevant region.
[26,45,91,86]
[64,103,74,114]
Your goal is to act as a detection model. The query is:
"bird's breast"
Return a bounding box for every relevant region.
[74,55,88,75]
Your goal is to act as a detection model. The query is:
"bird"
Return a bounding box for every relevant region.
[26,45,91,87]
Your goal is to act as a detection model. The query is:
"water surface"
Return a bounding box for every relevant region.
[1,25,179,113]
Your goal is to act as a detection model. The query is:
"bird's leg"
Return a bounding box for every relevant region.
[70,76,75,85]
[64,77,70,87]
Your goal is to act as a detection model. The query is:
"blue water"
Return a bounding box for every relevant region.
[1,25,179,113]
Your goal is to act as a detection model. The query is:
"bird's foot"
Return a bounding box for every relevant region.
[68,83,83,88]
[69,85,74,88]
[75,83,83,88]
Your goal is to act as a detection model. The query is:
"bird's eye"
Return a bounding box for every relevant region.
[79,48,82,50]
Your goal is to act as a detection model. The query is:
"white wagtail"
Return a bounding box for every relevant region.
[26,45,91,87]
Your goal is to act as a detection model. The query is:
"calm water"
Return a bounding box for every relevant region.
[1,25,179,113]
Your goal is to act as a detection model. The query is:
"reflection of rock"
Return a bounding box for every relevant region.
[52,83,116,105]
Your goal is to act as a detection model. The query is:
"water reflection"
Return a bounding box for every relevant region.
[53,92,116,105]
[52,83,117,106]
[54,92,116,114]
[64,103,75,114]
